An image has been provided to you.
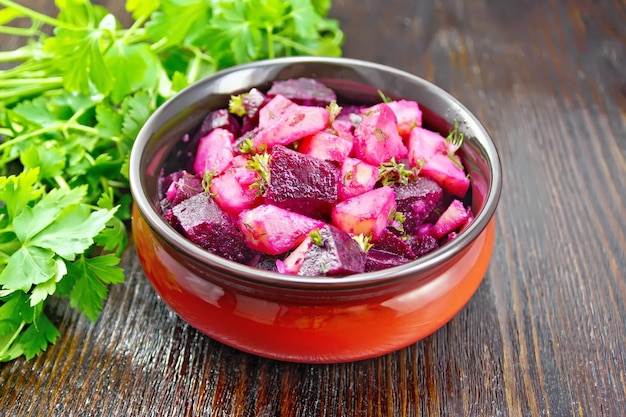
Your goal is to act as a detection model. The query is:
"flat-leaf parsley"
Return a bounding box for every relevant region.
[0,0,343,362]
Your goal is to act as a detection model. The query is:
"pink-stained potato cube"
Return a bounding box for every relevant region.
[420,153,470,198]
[353,103,408,165]
[331,186,396,239]
[338,157,379,200]
[385,99,422,138]
[298,131,352,163]
[431,199,471,239]
[237,204,325,255]
[193,128,235,178]
[210,166,261,216]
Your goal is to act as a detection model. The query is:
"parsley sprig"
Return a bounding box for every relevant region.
[0,0,343,362]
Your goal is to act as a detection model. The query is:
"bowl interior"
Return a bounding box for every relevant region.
[129,57,502,288]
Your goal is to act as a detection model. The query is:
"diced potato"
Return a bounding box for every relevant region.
[331,186,396,239]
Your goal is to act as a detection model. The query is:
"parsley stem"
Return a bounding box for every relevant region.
[150,37,169,53]
[187,49,203,84]
[0,47,37,64]
[0,77,62,87]
[55,175,69,189]
[266,25,275,59]
[0,320,25,361]
[66,124,99,136]
[272,35,317,55]
[0,84,64,105]
[0,0,74,29]
[121,14,149,43]
[0,25,40,37]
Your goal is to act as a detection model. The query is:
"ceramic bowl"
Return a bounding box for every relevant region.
[129,57,502,363]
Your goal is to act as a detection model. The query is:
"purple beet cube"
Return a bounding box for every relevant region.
[164,171,204,206]
[365,249,412,272]
[394,177,443,234]
[250,254,280,272]
[372,228,416,260]
[265,145,339,218]
[193,108,241,141]
[267,77,337,106]
[243,87,267,120]
[406,224,440,257]
[241,88,268,134]
[172,193,255,263]
[297,225,367,276]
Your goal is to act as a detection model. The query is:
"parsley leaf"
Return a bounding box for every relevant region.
[67,254,124,321]
[0,0,344,362]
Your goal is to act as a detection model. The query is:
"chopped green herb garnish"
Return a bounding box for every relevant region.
[246,152,271,197]
[377,89,392,103]
[229,93,248,117]
[352,233,373,253]
[309,229,324,246]
[326,100,342,123]
[378,157,418,186]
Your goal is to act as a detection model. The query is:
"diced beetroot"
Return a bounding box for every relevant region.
[233,128,259,153]
[353,103,407,165]
[407,127,447,167]
[279,225,367,276]
[193,128,235,178]
[371,228,415,260]
[243,87,267,120]
[265,145,339,218]
[158,170,186,201]
[164,170,203,206]
[251,255,280,272]
[420,153,470,198]
[338,157,378,200]
[241,88,269,134]
[394,177,443,233]
[331,118,355,143]
[423,191,454,224]
[193,108,241,140]
[407,228,440,257]
[385,100,422,138]
[331,186,396,239]
[431,199,471,239]
[210,166,261,216]
[237,204,325,255]
[254,102,331,149]
[171,193,255,263]
[298,131,352,163]
[365,249,412,272]
[267,77,337,106]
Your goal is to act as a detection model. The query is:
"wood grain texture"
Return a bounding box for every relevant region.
[1,0,624,416]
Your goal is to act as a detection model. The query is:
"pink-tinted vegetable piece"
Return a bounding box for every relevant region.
[431,199,471,239]
[353,103,408,165]
[193,128,234,177]
[254,95,330,149]
[264,145,339,218]
[171,193,254,263]
[298,131,352,163]
[237,204,325,255]
[331,186,397,239]
[278,225,367,276]
[338,157,378,200]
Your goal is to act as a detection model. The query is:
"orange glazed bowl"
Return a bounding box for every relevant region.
[129,57,502,363]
